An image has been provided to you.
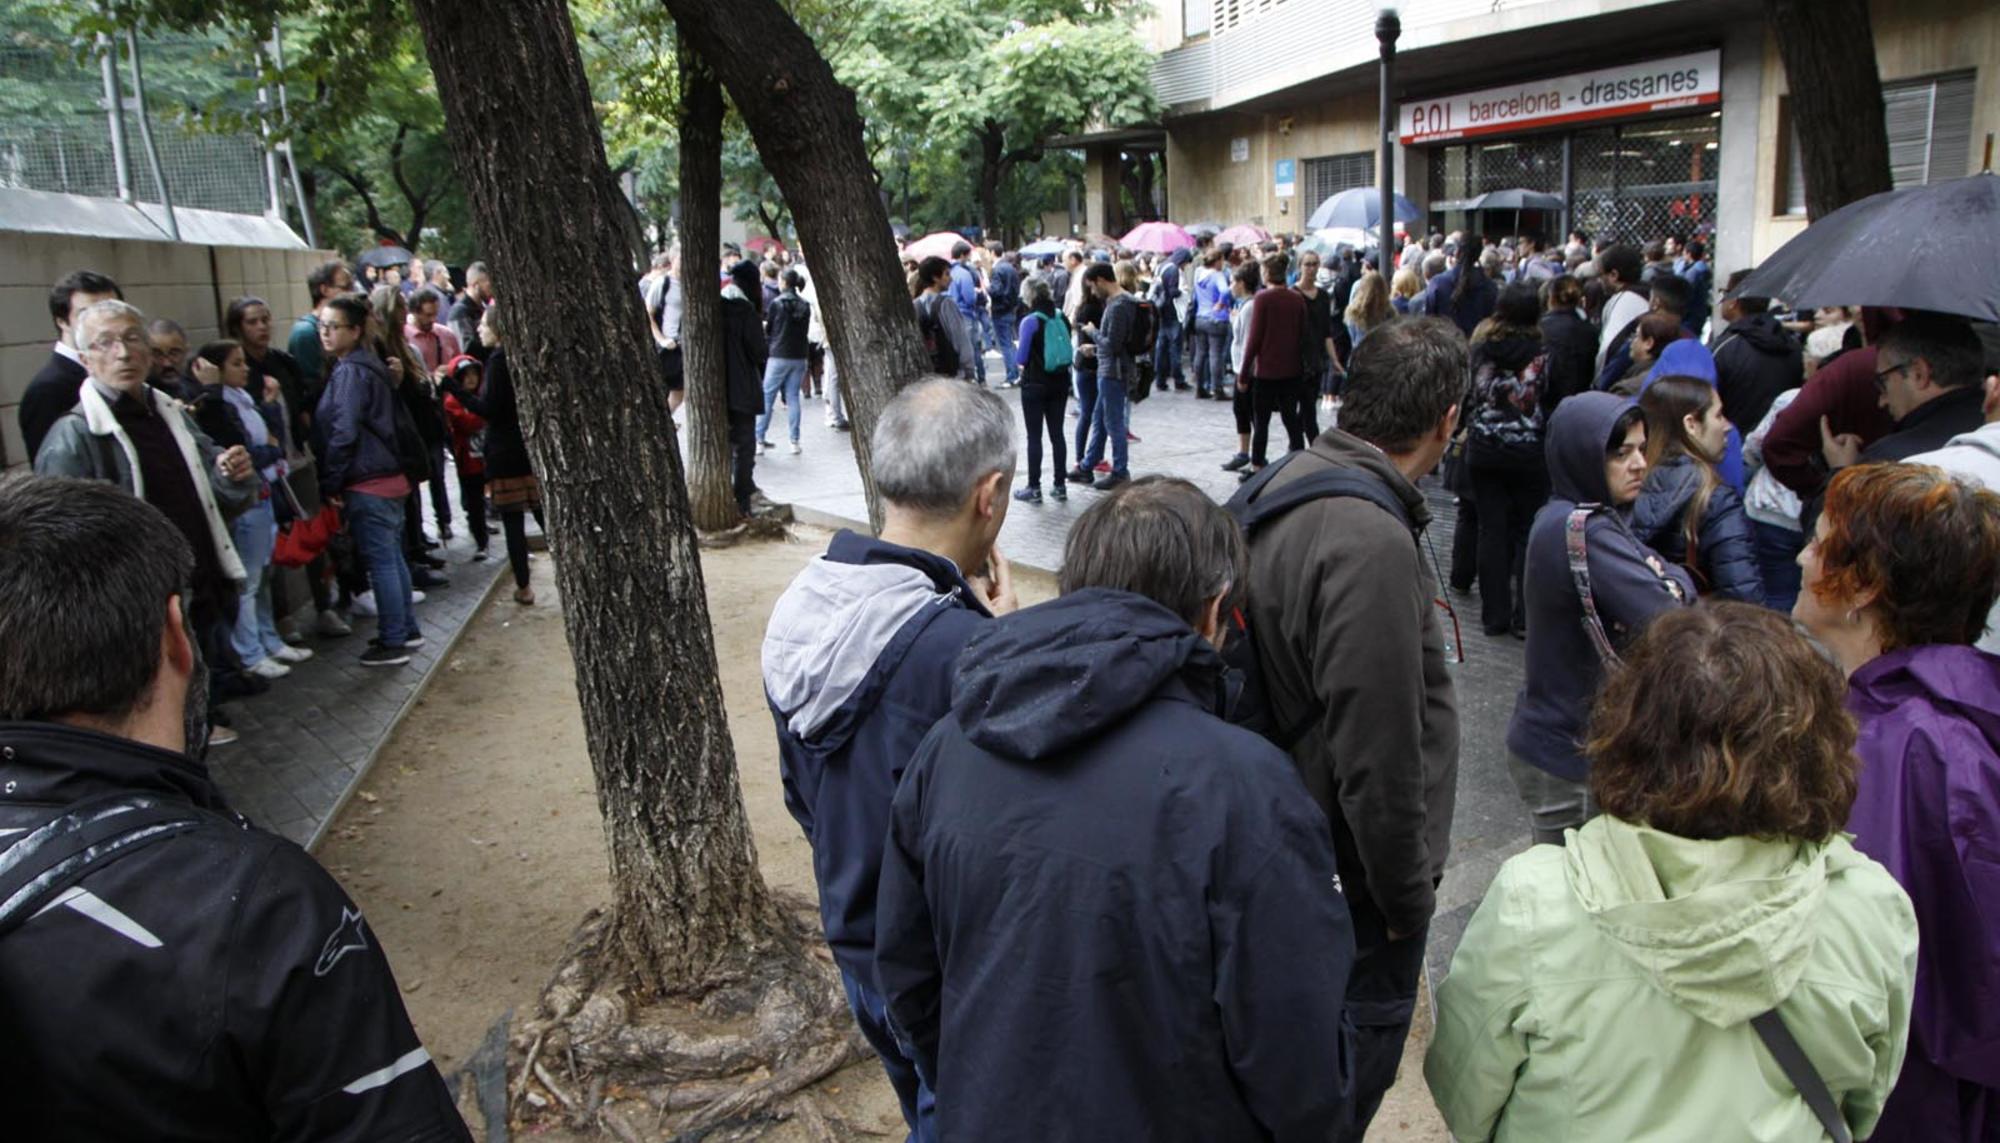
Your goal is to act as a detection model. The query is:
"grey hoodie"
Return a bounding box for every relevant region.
[1507,393,1695,782]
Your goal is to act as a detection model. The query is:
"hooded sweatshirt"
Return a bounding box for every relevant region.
[760,530,989,983]
[1710,311,1804,433]
[1844,644,2000,1141]
[1426,815,1916,1142]
[874,589,1357,1143]
[1908,420,2000,652]
[1508,393,1695,781]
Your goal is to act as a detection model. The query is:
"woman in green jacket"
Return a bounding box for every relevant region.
[1426,602,1918,1142]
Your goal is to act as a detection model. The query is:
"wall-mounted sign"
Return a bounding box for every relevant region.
[1400,50,1721,145]
[1230,136,1250,163]
[1274,158,1296,198]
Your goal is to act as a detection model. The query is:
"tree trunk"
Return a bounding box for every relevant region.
[979,122,1004,240]
[679,47,741,533]
[408,0,784,995]
[1770,0,1893,220]
[660,0,931,530]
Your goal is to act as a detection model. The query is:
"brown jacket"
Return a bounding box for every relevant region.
[1243,429,1460,935]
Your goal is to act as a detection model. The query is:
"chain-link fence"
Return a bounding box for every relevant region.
[0,31,274,217]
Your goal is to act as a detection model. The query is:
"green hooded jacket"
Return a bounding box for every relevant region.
[1425,816,1917,1141]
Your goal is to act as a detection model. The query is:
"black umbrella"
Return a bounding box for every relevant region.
[1735,172,2000,323]
[356,245,416,270]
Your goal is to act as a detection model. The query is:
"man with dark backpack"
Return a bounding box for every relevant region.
[1233,316,1465,1143]
[0,474,468,1141]
[914,255,974,382]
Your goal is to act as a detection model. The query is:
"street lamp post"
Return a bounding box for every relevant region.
[1377,9,1401,265]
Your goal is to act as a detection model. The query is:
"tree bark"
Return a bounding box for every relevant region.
[660,0,932,530]
[1770,0,1893,220]
[679,46,741,532]
[408,0,784,995]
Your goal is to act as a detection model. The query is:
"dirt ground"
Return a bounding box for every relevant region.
[315,527,1445,1141]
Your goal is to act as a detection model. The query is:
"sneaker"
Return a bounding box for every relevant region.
[411,589,427,604]
[1065,466,1093,484]
[349,591,378,617]
[421,537,442,551]
[789,441,801,455]
[1173,381,1191,392]
[404,633,426,649]
[440,522,454,541]
[514,586,536,605]
[417,553,447,571]
[411,569,449,589]
[207,725,240,746]
[830,420,851,431]
[271,645,314,664]
[473,549,491,562]
[1221,453,1251,472]
[1092,472,1130,491]
[1050,483,1068,502]
[1094,461,1111,474]
[245,657,291,680]
[1127,431,1141,443]
[360,644,411,667]
[757,438,773,452]
[1238,466,1263,483]
[1012,486,1042,504]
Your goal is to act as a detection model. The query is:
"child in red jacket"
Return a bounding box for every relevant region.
[441,355,490,561]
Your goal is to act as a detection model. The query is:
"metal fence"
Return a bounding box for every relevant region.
[0,34,274,217]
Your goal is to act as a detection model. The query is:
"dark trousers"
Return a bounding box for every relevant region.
[1450,495,1479,592]
[1020,381,1068,487]
[1232,383,1254,436]
[1071,368,1099,462]
[727,410,758,514]
[839,968,937,1143]
[459,471,489,552]
[1339,895,1430,1143]
[1469,464,1547,632]
[1152,315,1183,387]
[1295,370,1323,443]
[499,506,544,590]
[1250,377,1306,466]
[426,443,452,533]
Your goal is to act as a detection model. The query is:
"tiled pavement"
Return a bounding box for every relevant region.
[754,365,1534,980]
[206,498,510,849]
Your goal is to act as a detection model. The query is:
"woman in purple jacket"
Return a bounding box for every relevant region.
[1794,462,2000,1143]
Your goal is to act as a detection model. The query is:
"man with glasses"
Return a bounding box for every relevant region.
[1819,313,1988,472]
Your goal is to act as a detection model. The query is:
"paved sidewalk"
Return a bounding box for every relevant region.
[206,507,514,849]
[750,379,1533,980]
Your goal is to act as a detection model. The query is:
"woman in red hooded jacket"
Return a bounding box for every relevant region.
[439,354,490,562]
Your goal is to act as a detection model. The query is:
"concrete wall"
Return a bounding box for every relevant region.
[1750,0,2000,263]
[1165,88,1383,227]
[2,231,333,469]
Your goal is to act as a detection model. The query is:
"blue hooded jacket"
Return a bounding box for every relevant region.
[1507,393,1696,782]
[875,589,1357,1142]
[760,530,990,983]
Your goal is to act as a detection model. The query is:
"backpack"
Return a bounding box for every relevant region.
[916,294,961,376]
[1221,453,1417,746]
[1040,313,1074,372]
[1127,298,1159,403]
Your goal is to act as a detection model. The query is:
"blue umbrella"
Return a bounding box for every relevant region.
[1019,239,1067,258]
[1307,187,1421,232]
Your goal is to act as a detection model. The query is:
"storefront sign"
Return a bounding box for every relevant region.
[1230,136,1250,163]
[1274,158,1296,198]
[1400,50,1720,145]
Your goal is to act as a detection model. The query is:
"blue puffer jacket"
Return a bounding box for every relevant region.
[1631,453,1765,603]
[760,530,990,984]
[312,347,403,497]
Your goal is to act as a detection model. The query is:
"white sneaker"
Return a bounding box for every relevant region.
[245,657,291,680]
[789,442,801,455]
[349,591,378,617]
[411,590,427,604]
[271,645,314,664]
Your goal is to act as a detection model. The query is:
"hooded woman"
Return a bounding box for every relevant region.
[1463,284,1550,636]
[1792,463,2000,1142]
[1634,373,1764,602]
[1430,602,1917,1142]
[1506,392,1695,844]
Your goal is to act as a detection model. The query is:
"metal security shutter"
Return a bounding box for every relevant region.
[1886,71,1977,188]
[1926,72,1975,182]
[1185,0,1211,37]
[1301,151,1373,213]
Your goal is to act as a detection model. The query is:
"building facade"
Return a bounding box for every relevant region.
[1125,0,1996,281]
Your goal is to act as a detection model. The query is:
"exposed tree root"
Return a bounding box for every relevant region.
[501,900,872,1140]
[697,503,795,549]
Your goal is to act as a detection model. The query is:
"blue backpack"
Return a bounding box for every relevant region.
[1041,313,1074,372]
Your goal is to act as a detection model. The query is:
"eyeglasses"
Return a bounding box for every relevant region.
[86,331,150,354]
[1873,360,1906,393]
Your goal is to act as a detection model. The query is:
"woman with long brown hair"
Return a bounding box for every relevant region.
[367,284,450,589]
[1633,374,1763,601]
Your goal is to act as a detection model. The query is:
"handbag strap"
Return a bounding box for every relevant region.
[1565,507,1623,668]
[1750,1010,1853,1143]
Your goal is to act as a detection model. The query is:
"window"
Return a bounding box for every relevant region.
[1778,71,1975,215]
[1184,0,1210,38]
[1301,151,1373,213]
[1211,0,1283,35]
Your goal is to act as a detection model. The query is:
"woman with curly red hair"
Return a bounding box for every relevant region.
[1794,462,2000,1142]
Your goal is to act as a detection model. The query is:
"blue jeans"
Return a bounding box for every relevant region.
[840,968,937,1143]
[1072,367,1099,461]
[346,490,416,646]
[229,497,286,666]
[1082,366,1130,477]
[967,308,990,385]
[757,357,807,444]
[992,310,1019,384]
[1750,519,1805,613]
[1192,317,1231,394]
[1153,314,1183,386]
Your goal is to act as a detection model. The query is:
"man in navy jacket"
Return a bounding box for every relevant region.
[761,379,1018,1143]
[875,477,1356,1142]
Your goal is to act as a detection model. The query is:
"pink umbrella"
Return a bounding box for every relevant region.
[1119,221,1195,254]
[902,231,970,261]
[1215,224,1272,247]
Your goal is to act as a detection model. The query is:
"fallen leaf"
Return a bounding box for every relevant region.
[357,791,379,804]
